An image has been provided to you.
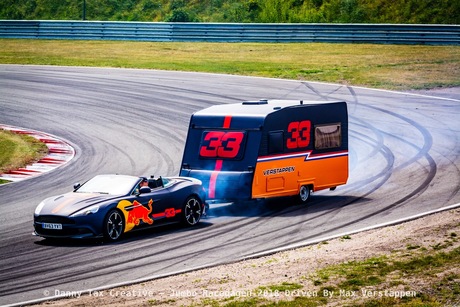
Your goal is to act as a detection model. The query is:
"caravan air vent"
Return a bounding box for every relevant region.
[242,99,268,105]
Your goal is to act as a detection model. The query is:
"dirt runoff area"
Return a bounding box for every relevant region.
[32,206,460,307]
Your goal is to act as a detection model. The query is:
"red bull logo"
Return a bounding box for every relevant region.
[117,199,154,232]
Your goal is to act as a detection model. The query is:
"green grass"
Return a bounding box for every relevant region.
[186,246,460,307]
[0,129,48,183]
[258,282,304,293]
[1,39,459,90]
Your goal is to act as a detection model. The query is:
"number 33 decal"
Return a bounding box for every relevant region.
[287,120,311,149]
[200,131,245,159]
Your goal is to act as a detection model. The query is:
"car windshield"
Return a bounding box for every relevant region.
[75,175,140,195]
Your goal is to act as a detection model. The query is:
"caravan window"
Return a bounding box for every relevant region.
[268,131,284,154]
[315,123,341,149]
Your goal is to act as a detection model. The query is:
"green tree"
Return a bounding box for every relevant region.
[257,0,292,23]
[165,8,194,22]
[0,0,458,23]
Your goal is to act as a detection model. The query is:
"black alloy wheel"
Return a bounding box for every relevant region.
[182,196,202,226]
[104,209,124,241]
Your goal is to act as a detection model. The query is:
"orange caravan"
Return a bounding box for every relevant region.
[180,99,348,203]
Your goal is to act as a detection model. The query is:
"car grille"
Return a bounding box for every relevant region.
[35,215,75,224]
[35,227,93,237]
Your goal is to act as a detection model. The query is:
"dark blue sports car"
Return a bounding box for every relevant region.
[34,174,206,241]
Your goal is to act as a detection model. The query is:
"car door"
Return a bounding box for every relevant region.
[140,183,176,224]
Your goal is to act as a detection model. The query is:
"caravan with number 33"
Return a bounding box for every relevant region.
[180,99,349,203]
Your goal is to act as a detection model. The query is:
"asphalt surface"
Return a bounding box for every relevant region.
[0,65,459,306]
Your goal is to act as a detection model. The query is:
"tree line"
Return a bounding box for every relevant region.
[1,0,458,24]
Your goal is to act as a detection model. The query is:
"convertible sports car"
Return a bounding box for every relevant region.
[33,174,207,241]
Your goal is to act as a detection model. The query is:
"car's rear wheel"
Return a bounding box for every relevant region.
[104,209,124,241]
[182,196,202,226]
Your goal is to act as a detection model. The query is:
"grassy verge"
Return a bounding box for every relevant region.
[1,39,459,90]
[153,232,459,307]
[0,129,48,183]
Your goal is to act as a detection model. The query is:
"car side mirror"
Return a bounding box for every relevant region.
[139,186,151,195]
[73,183,81,191]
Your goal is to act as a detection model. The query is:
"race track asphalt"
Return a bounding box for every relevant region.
[0,65,459,306]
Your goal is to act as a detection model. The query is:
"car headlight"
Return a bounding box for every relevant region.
[70,205,100,217]
[35,201,45,215]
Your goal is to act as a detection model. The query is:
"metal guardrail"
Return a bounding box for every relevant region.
[0,20,459,45]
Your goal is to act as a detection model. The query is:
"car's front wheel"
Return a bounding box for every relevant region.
[182,196,202,226]
[103,209,124,241]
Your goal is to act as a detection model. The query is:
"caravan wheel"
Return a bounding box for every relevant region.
[299,185,311,204]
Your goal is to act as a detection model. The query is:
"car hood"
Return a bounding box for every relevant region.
[36,192,120,216]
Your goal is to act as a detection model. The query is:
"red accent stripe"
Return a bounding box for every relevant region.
[208,115,232,199]
[223,116,232,129]
[307,150,349,158]
[209,159,223,199]
[305,150,348,161]
[207,115,232,199]
[257,150,348,162]
[257,150,313,161]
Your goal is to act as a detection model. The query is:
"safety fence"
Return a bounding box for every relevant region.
[0,20,459,45]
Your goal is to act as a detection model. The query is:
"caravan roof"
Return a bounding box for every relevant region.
[193,100,342,118]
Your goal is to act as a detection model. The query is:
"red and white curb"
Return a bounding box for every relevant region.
[0,125,75,183]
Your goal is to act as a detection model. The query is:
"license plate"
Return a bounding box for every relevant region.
[42,223,63,230]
